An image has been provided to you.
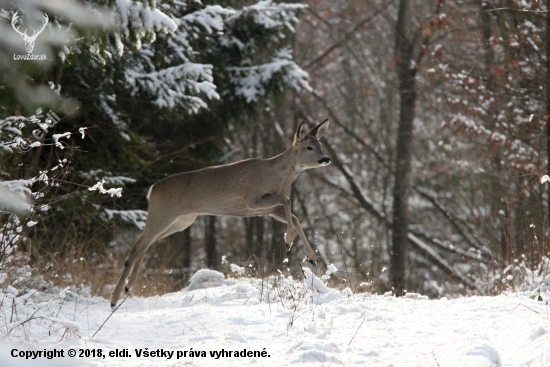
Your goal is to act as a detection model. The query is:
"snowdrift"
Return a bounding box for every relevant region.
[1,268,549,367]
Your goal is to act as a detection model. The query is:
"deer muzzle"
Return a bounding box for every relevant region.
[318,156,331,166]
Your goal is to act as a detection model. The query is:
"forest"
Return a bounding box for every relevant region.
[1,0,550,304]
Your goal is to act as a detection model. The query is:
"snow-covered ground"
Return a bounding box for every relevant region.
[1,268,549,367]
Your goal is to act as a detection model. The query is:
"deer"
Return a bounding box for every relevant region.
[110,120,330,308]
[11,11,49,54]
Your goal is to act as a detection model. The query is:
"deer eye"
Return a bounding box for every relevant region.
[306,146,314,151]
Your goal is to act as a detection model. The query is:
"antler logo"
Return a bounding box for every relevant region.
[11,11,49,54]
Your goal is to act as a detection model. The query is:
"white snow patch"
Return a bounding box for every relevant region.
[88,179,123,198]
[303,267,329,294]
[230,264,245,275]
[185,269,227,290]
[529,325,549,340]
[1,272,549,367]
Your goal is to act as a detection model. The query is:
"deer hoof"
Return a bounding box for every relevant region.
[308,259,317,266]
[125,286,131,294]
[285,242,292,251]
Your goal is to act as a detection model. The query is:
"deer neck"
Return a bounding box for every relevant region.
[272,146,302,180]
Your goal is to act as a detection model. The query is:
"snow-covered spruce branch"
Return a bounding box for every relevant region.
[227,1,307,38]
[126,62,219,111]
[115,0,177,47]
[226,48,311,103]
[0,110,43,153]
[181,5,234,35]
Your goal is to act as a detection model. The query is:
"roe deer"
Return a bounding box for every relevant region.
[110,120,330,308]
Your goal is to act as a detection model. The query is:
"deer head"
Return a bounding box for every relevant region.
[292,119,331,171]
[11,11,49,54]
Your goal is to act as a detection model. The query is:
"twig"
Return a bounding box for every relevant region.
[513,302,540,314]
[305,0,396,69]
[432,350,441,367]
[91,294,130,338]
[348,315,367,346]
[55,291,70,318]
[481,7,547,14]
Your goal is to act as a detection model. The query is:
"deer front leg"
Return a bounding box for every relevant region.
[270,207,317,266]
[246,194,296,248]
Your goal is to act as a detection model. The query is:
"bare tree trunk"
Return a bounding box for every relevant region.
[270,219,286,265]
[391,0,417,295]
[255,217,265,259]
[479,1,494,84]
[205,216,217,269]
[547,0,550,227]
[245,217,265,260]
[182,227,191,280]
[245,217,254,257]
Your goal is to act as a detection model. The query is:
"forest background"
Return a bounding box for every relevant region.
[1,0,549,300]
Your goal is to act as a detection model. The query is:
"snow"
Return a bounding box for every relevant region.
[115,0,177,40]
[1,270,549,367]
[242,1,306,32]
[230,264,245,275]
[88,179,123,198]
[186,269,227,291]
[227,48,311,103]
[0,180,33,213]
[183,5,234,34]
[303,267,330,294]
[126,63,219,111]
[52,132,71,149]
[78,127,88,139]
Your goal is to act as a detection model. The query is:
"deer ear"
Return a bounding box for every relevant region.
[309,119,329,139]
[294,121,308,143]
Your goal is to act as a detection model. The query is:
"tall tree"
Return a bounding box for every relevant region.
[391,0,417,294]
[547,0,550,226]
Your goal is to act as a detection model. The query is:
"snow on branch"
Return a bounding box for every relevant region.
[166,5,234,63]
[126,62,219,112]
[116,0,177,45]
[0,112,42,153]
[88,179,123,198]
[0,180,33,214]
[408,233,474,288]
[227,48,311,103]
[221,1,307,53]
[52,132,71,149]
[442,113,540,173]
[99,97,130,141]
[302,267,330,294]
[241,0,306,33]
[102,209,147,230]
[182,5,234,34]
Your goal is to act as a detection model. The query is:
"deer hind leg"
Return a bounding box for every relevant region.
[124,214,197,295]
[110,216,176,309]
[270,208,316,266]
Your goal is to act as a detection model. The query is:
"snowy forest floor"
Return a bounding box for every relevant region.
[1,270,550,367]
